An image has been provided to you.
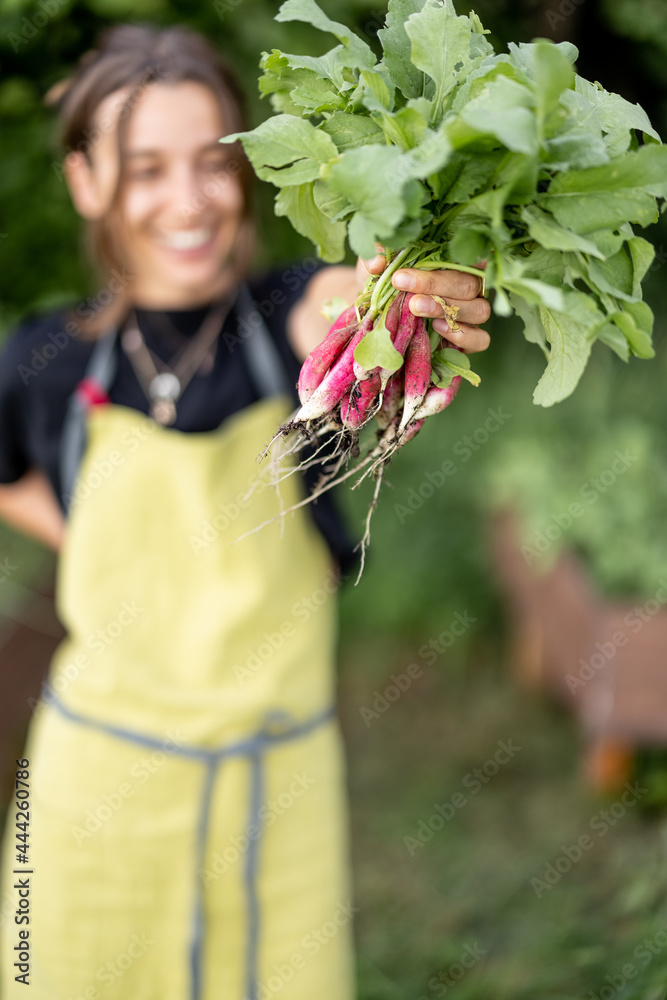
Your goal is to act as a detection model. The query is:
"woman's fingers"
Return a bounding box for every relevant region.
[409,292,491,326]
[432,318,491,355]
[393,266,484,300]
[354,256,492,352]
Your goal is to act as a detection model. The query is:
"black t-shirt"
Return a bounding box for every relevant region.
[0,268,357,572]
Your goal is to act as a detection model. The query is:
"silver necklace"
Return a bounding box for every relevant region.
[121,297,232,425]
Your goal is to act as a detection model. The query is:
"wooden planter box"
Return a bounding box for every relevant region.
[491,508,667,792]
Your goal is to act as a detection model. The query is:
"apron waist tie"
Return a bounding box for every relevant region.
[40,686,336,1000]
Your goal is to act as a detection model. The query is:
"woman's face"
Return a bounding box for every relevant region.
[86,80,246,309]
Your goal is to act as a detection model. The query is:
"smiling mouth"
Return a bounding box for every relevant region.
[158,227,215,250]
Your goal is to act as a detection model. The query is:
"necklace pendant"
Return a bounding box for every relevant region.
[150,372,181,401]
[151,396,177,426]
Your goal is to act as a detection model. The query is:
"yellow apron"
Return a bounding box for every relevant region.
[0,315,355,999]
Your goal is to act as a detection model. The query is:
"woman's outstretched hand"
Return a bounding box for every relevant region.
[356,253,491,355]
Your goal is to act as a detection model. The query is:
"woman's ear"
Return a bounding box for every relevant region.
[64,151,106,220]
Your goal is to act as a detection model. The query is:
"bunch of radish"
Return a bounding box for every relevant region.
[253,258,481,577]
[227,0,667,573]
[297,292,463,439]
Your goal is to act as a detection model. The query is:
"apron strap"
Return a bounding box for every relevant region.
[58,285,293,515]
[236,284,294,401]
[59,328,118,514]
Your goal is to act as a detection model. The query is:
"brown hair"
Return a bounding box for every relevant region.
[47,23,255,336]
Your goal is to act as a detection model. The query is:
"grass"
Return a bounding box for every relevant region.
[338,637,667,1000]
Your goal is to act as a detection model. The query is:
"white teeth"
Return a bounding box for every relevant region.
[160,228,213,250]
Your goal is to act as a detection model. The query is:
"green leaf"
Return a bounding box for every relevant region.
[405,3,474,124]
[509,293,548,354]
[438,152,505,203]
[276,0,376,70]
[432,348,480,387]
[533,292,607,406]
[320,113,385,152]
[508,39,578,76]
[312,179,350,221]
[378,106,429,151]
[458,76,538,155]
[277,48,353,92]
[574,77,661,143]
[323,145,408,240]
[448,226,492,265]
[598,322,630,361]
[627,236,655,297]
[398,125,452,180]
[503,276,566,312]
[275,182,346,262]
[221,115,338,188]
[259,52,344,115]
[353,313,403,372]
[531,40,575,134]
[609,312,655,359]
[378,0,431,101]
[609,303,655,359]
[521,205,606,258]
[586,247,636,302]
[360,70,393,113]
[538,145,667,233]
[436,347,470,369]
[347,213,381,259]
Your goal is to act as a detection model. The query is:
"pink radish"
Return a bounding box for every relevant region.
[298,307,358,405]
[398,316,431,433]
[411,376,462,421]
[295,316,373,423]
[376,370,404,430]
[341,372,382,430]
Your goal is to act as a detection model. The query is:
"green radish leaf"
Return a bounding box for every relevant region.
[431,369,454,389]
[360,70,393,113]
[458,76,538,155]
[438,152,505,203]
[399,125,452,180]
[348,213,384,259]
[275,182,346,262]
[323,145,410,252]
[353,315,404,373]
[533,291,607,406]
[503,277,566,312]
[574,77,660,143]
[275,0,376,70]
[609,305,655,359]
[598,322,630,361]
[312,179,349,221]
[221,115,338,181]
[586,247,636,302]
[531,39,575,134]
[433,347,470,369]
[509,294,548,354]
[521,205,606,258]
[538,145,667,233]
[441,361,481,386]
[627,236,656,297]
[448,226,492,265]
[508,39,578,76]
[378,0,431,101]
[431,349,479,386]
[320,113,385,152]
[405,3,474,124]
[379,106,429,151]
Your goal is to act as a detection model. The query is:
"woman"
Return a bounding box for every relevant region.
[0,23,491,1000]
